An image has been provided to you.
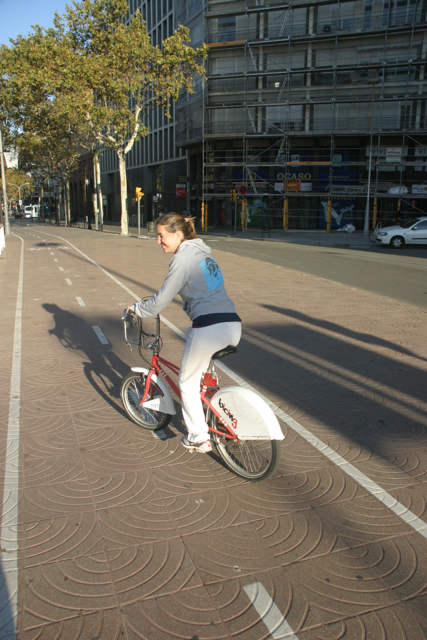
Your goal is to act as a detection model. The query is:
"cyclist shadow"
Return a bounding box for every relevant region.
[42,303,131,416]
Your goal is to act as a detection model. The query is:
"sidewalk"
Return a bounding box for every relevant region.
[2,221,427,638]
[99,220,375,248]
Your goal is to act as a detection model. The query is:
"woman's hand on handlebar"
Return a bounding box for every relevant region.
[126,305,135,315]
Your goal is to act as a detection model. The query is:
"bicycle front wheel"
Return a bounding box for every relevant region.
[210,416,281,481]
[120,372,172,430]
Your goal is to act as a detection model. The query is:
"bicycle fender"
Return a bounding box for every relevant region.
[210,386,284,440]
[130,367,176,415]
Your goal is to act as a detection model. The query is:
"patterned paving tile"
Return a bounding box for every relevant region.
[22,553,116,630]
[384,449,427,484]
[89,470,161,510]
[75,424,134,451]
[300,603,427,640]
[108,537,202,604]
[206,568,328,639]
[23,453,86,487]
[23,511,103,566]
[183,522,282,584]
[149,459,225,497]
[122,586,229,639]
[283,467,370,508]
[81,444,146,477]
[17,608,125,640]
[163,488,247,535]
[314,495,414,548]
[22,429,81,458]
[350,533,427,602]
[285,547,401,626]
[97,500,178,549]
[251,509,350,567]
[22,478,94,522]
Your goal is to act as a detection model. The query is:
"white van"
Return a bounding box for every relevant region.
[23,205,39,219]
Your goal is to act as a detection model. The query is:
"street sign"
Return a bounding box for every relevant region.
[238,185,248,196]
[178,176,187,183]
[4,152,18,169]
[176,185,186,198]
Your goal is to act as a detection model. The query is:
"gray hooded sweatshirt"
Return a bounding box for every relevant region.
[132,239,238,323]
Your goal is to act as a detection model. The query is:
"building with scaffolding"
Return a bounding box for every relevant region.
[101,0,427,230]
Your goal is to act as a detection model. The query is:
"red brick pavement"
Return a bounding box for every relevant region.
[1,220,427,639]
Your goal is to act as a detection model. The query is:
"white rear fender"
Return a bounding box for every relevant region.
[130,367,176,415]
[210,386,284,440]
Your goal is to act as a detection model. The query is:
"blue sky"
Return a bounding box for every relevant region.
[0,0,70,46]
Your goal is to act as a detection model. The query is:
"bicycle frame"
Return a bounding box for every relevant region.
[122,310,240,441]
[141,351,239,441]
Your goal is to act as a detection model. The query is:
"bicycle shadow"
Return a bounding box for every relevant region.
[41,303,180,441]
[42,303,130,417]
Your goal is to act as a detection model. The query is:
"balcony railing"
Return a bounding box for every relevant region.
[205,115,424,135]
[206,7,424,44]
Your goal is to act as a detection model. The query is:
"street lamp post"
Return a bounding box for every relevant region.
[364,82,376,236]
[0,127,10,236]
[9,182,30,208]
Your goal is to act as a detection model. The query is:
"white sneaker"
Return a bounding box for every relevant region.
[181,436,211,453]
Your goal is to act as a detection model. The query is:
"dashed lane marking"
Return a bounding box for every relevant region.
[76,297,85,307]
[54,259,58,262]
[92,326,109,344]
[244,583,299,640]
[59,267,64,272]
[65,278,73,285]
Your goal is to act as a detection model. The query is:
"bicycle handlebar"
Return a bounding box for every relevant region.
[121,309,161,352]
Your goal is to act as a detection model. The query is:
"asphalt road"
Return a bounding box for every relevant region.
[204,236,427,310]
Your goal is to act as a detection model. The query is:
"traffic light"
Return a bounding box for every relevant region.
[230,188,236,202]
[135,187,144,201]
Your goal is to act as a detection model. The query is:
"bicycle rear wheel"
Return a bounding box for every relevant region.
[120,372,171,430]
[209,415,281,481]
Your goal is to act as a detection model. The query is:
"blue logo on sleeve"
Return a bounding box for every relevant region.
[200,257,224,290]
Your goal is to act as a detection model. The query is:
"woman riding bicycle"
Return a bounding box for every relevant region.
[126,213,241,453]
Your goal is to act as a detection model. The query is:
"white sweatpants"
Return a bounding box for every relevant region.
[179,322,242,443]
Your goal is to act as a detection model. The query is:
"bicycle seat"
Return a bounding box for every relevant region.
[211,345,237,360]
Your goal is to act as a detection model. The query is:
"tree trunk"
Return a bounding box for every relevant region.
[66,180,71,226]
[40,186,44,222]
[57,184,62,225]
[118,151,128,235]
[95,155,103,230]
[93,159,99,230]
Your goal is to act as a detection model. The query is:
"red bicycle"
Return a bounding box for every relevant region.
[120,311,283,481]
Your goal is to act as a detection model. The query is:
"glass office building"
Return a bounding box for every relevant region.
[100,0,427,229]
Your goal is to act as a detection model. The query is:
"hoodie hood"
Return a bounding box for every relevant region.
[178,238,211,256]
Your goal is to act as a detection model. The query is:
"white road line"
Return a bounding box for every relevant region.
[76,297,85,307]
[50,251,54,255]
[92,326,109,344]
[59,267,64,272]
[244,583,299,640]
[65,278,73,285]
[54,258,58,262]
[33,231,427,539]
[1,235,24,637]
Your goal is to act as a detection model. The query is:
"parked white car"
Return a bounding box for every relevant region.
[376,217,427,248]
